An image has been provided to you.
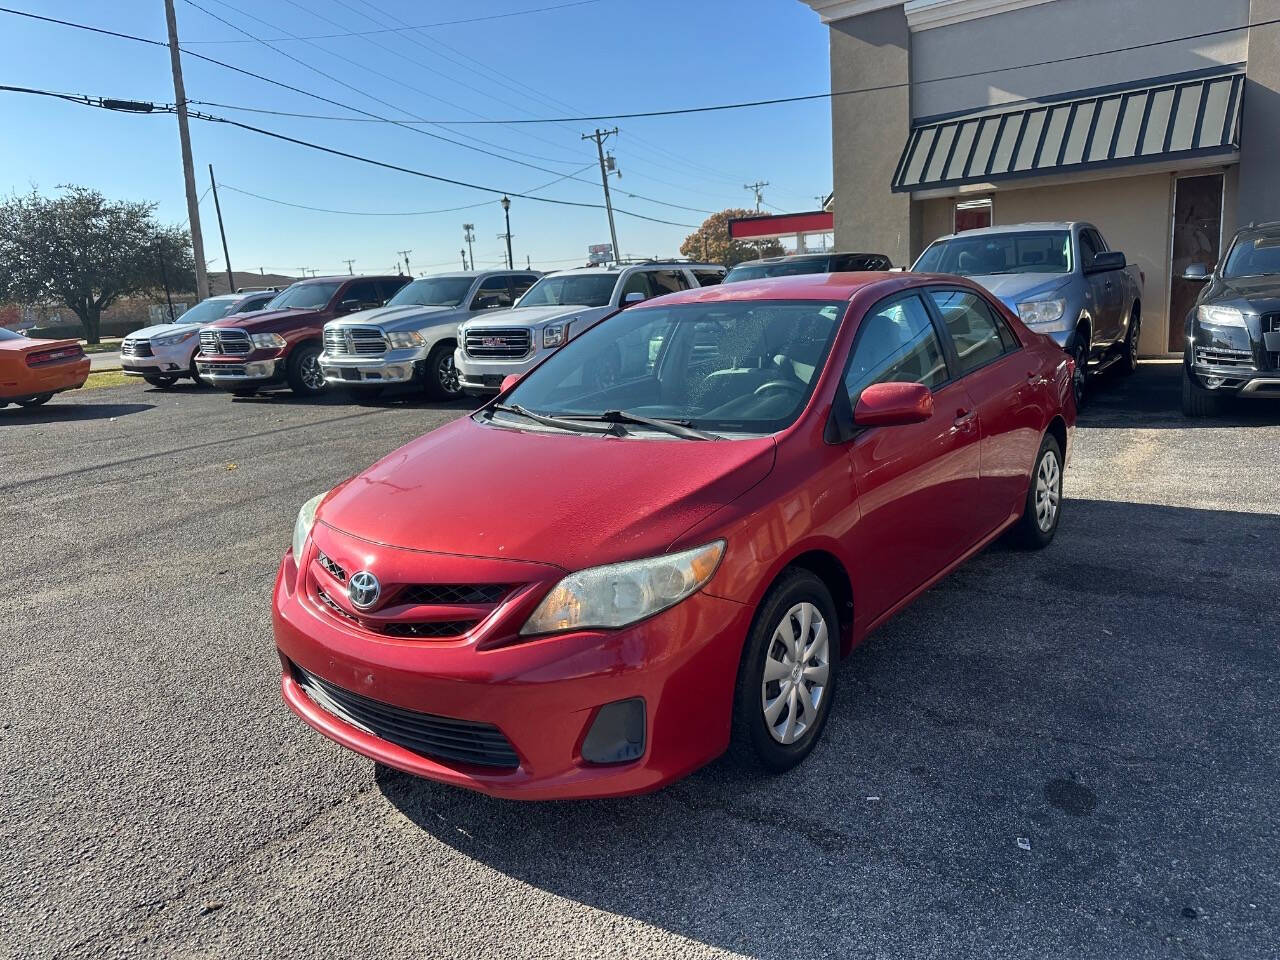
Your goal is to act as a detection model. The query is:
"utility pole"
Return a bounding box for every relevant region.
[582,128,620,264]
[207,165,234,294]
[499,196,514,269]
[342,259,355,274]
[745,181,769,213]
[462,223,476,270]
[397,249,412,275]
[164,0,209,301]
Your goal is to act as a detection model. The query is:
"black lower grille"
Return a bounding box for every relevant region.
[380,620,478,639]
[291,662,519,769]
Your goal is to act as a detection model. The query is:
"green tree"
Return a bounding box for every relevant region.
[679,208,785,267]
[0,186,194,343]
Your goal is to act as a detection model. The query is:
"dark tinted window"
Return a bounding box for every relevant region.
[1221,233,1280,278]
[648,270,688,296]
[342,280,381,307]
[472,276,514,309]
[833,253,892,271]
[1078,230,1101,270]
[929,290,1011,373]
[511,274,540,298]
[266,282,343,310]
[843,294,948,404]
[723,257,830,283]
[693,269,724,287]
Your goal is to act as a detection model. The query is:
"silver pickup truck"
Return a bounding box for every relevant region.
[912,221,1143,404]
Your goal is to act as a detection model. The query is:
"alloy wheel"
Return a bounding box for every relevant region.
[438,352,461,395]
[1072,341,1088,406]
[1035,449,1061,532]
[301,353,325,390]
[760,602,830,745]
[1126,314,1141,365]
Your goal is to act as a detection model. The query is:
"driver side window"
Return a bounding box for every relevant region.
[843,294,949,405]
[619,271,652,304]
[471,276,513,310]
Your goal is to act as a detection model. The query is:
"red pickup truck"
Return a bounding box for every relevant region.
[197,275,409,397]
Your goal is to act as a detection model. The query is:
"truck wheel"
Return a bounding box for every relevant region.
[424,342,462,400]
[1071,334,1089,409]
[1181,369,1222,417]
[143,375,179,389]
[1012,433,1064,549]
[287,343,326,397]
[1119,305,1141,375]
[189,356,206,387]
[17,393,53,408]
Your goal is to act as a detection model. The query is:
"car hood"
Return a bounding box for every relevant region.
[317,417,776,571]
[209,307,322,331]
[464,304,601,329]
[1216,275,1280,305]
[965,273,1071,308]
[125,321,204,340]
[330,303,460,330]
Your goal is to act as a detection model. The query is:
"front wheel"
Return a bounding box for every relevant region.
[189,356,206,387]
[1071,334,1089,408]
[1013,434,1063,549]
[17,393,53,408]
[730,569,838,774]
[1181,369,1222,417]
[143,375,179,389]
[424,342,462,400]
[287,344,326,397]
[1119,306,1141,375]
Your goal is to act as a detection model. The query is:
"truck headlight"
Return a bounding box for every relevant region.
[520,541,725,635]
[1017,298,1067,325]
[543,324,566,348]
[456,324,466,341]
[1197,304,1246,328]
[251,332,287,350]
[386,330,425,348]
[291,492,326,560]
[153,330,196,347]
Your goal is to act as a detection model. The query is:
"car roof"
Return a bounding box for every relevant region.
[731,252,881,266]
[544,261,720,277]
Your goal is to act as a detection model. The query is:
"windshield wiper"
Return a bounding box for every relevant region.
[490,403,618,435]
[562,409,721,441]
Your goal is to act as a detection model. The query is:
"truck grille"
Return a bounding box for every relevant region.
[121,339,153,358]
[465,328,531,359]
[1262,314,1280,369]
[290,661,520,769]
[200,328,252,355]
[324,326,386,357]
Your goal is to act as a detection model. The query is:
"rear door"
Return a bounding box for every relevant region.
[843,291,982,622]
[925,287,1044,532]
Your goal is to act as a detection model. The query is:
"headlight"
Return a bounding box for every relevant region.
[291,492,326,560]
[251,332,287,350]
[1197,304,1246,328]
[543,324,566,348]
[456,324,466,341]
[153,330,196,347]
[520,541,725,635]
[1017,298,1067,325]
[386,330,424,349]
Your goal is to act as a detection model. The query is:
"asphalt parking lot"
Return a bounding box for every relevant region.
[2,365,1277,960]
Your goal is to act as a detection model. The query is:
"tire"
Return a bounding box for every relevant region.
[1070,332,1089,409]
[424,341,462,400]
[16,393,53,408]
[286,343,326,397]
[1119,305,1141,375]
[143,375,179,389]
[189,356,206,387]
[730,568,839,774]
[1013,433,1064,549]
[1181,368,1222,418]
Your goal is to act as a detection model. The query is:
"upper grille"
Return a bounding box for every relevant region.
[200,328,252,355]
[316,551,347,583]
[465,328,531,359]
[324,326,386,357]
[290,661,519,769]
[1262,314,1280,370]
[397,583,509,606]
[121,339,154,358]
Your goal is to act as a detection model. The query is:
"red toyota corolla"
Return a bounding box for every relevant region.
[274,272,1075,800]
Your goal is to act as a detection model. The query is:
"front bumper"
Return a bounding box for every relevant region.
[273,533,750,800]
[196,355,282,388]
[455,347,537,394]
[320,348,425,386]
[1188,328,1280,398]
[1,356,90,402]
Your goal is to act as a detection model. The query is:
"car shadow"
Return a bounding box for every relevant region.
[376,497,1280,958]
[0,401,153,425]
[1083,361,1280,428]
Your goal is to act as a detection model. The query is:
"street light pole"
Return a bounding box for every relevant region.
[499,196,514,269]
[463,223,476,270]
[460,248,468,270]
[163,0,209,301]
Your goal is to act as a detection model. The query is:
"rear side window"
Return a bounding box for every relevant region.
[693,269,725,287]
[648,270,689,296]
[834,253,893,271]
[929,290,1014,373]
[843,294,949,404]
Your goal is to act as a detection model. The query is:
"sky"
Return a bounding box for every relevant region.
[0,0,834,279]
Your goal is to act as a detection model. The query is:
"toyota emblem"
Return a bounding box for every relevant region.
[348,570,381,610]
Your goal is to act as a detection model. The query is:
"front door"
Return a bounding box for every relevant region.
[1169,173,1224,351]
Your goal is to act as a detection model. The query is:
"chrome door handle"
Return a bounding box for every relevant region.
[953,409,976,427]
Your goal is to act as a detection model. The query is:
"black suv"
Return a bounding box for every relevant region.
[1182,222,1280,416]
[723,251,893,283]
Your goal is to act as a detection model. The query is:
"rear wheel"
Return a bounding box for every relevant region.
[17,393,53,408]
[1119,305,1141,375]
[287,343,326,397]
[1181,368,1222,417]
[143,375,179,389]
[730,569,838,774]
[424,341,462,400]
[1013,434,1063,549]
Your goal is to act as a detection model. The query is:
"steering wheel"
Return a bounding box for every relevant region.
[752,380,805,399]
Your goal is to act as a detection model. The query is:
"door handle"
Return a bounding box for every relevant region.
[1026,370,1039,383]
[953,408,976,427]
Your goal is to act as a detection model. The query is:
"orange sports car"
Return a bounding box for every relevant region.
[0,328,91,408]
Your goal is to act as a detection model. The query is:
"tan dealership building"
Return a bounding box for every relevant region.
[798,0,1280,354]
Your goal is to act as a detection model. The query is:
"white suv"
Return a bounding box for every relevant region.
[455,261,725,395]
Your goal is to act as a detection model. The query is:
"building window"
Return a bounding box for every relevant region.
[955,198,992,233]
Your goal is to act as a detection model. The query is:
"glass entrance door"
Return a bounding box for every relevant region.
[1168,173,1224,352]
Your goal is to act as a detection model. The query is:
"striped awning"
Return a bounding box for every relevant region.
[892,69,1244,193]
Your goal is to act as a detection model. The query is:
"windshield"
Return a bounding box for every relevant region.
[0,327,22,341]
[517,274,617,308]
[388,276,473,307]
[265,282,342,310]
[173,297,239,325]
[1221,235,1280,278]
[723,258,830,283]
[914,231,1072,276]
[496,299,844,435]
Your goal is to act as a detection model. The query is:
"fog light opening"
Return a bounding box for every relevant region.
[1204,375,1226,389]
[581,698,646,765]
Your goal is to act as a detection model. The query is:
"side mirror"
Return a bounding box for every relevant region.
[339,299,362,314]
[853,382,934,427]
[622,291,646,307]
[500,373,523,393]
[1182,262,1211,282]
[1086,250,1126,273]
